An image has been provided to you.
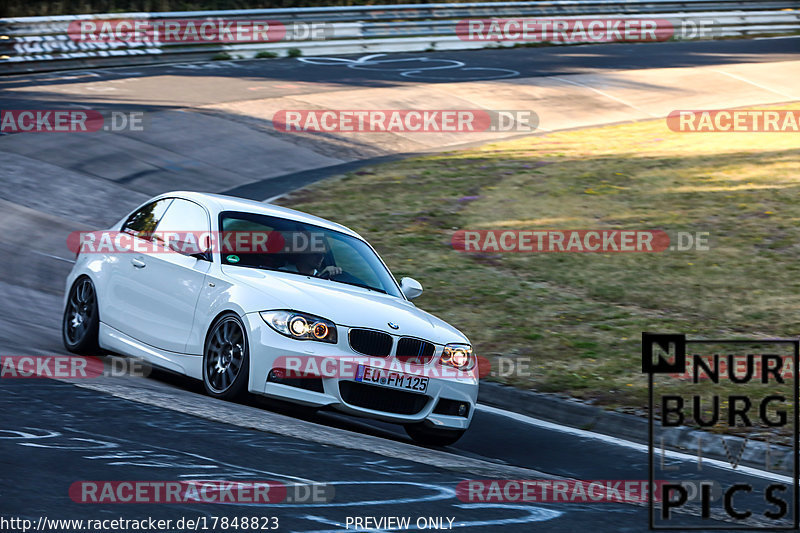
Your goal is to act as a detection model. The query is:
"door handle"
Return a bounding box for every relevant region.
[131,258,146,269]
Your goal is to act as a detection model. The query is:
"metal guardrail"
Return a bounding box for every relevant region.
[1,1,798,74]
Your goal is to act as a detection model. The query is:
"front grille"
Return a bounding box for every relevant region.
[349,328,393,356]
[339,381,429,415]
[396,337,435,364]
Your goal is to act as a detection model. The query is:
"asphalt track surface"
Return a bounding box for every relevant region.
[1,37,798,109]
[2,38,800,531]
[2,378,792,531]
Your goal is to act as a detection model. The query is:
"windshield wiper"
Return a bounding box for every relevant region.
[331,279,387,294]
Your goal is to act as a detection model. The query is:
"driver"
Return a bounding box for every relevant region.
[284,250,342,278]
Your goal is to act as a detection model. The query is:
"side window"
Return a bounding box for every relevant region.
[153,199,211,259]
[122,199,172,240]
[220,215,277,266]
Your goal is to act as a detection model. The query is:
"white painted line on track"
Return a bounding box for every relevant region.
[68,426,320,485]
[548,76,659,118]
[30,250,75,263]
[753,36,800,40]
[710,68,798,100]
[476,403,793,484]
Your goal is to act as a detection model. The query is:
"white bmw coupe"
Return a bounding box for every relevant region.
[62,192,477,445]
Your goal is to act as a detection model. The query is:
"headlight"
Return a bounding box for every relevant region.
[440,343,474,371]
[260,310,338,344]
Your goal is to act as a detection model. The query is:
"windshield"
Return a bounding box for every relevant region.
[218,211,401,298]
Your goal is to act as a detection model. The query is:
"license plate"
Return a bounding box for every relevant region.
[355,365,428,394]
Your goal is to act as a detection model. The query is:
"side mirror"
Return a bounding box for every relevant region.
[193,233,213,262]
[400,277,423,300]
[188,249,212,262]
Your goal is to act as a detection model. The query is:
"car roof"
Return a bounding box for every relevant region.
[154,191,362,239]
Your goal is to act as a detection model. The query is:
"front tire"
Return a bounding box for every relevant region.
[203,313,250,401]
[405,423,466,447]
[62,276,100,354]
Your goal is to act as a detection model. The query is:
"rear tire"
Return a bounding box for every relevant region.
[202,313,250,401]
[62,277,100,355]
[405,423,465,447]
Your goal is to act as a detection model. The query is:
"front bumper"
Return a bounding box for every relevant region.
[244,313,478,430]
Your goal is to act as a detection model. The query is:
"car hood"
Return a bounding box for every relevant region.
[225,267,468,345]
